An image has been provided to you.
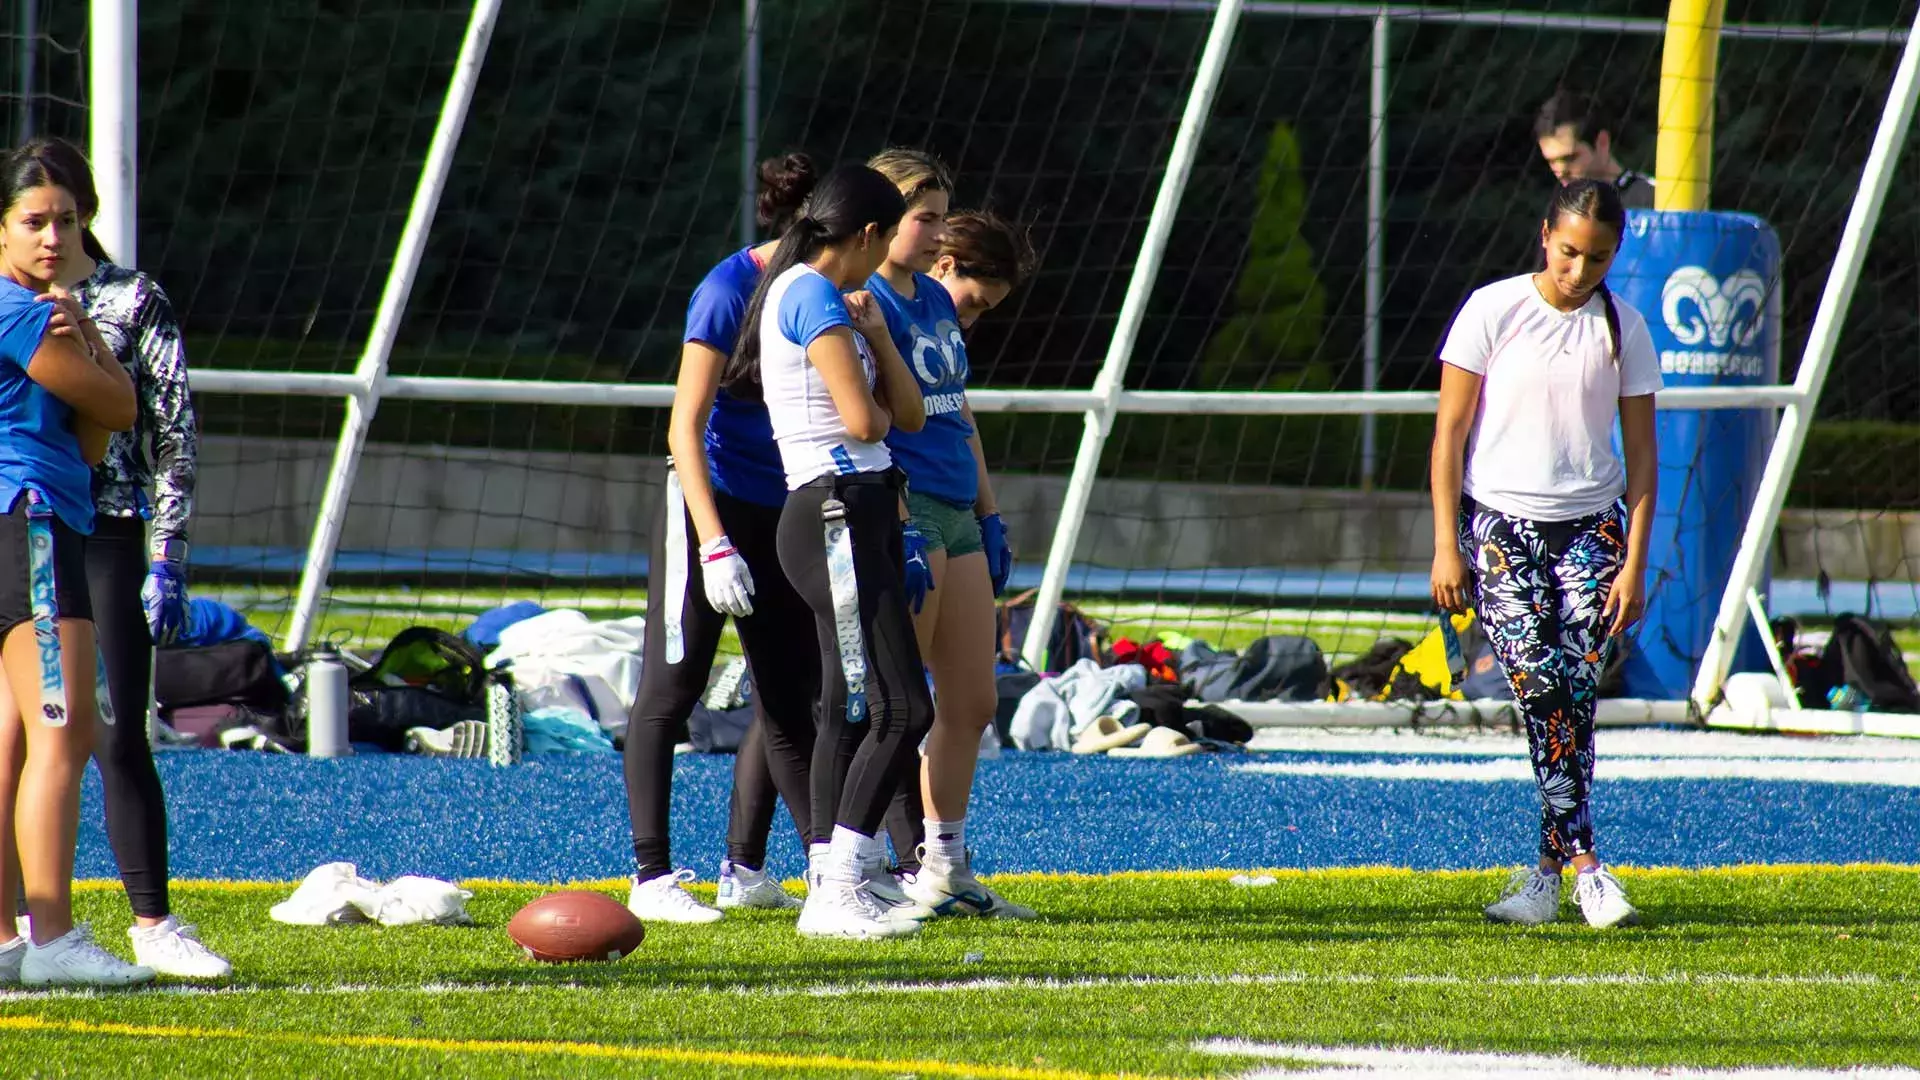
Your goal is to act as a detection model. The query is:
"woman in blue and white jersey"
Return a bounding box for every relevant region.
[865,150,1039,920]
[622,153,827,925]
[722,164,935,941]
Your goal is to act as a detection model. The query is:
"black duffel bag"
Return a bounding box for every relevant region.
[155,639,289,712]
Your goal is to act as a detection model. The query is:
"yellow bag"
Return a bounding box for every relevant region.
[1389,611,1476,700]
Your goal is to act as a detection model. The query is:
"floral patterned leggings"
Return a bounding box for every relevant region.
[1461,501,1626,862]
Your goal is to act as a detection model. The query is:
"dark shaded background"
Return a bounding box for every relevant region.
[5,0,1917,508]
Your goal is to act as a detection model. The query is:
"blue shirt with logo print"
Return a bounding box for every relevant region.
[869,272,977,507]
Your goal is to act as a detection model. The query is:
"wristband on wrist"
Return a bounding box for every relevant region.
[698,535,737,564]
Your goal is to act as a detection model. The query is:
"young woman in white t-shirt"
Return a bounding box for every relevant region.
[721,164,936,941]
[1430,179,1662,929]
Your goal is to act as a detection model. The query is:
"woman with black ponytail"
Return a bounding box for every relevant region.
[621,152,842,925]
[1430,178,1661,929]
[726,164,939,940]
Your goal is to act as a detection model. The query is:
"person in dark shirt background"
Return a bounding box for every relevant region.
[1534,88,1657,210]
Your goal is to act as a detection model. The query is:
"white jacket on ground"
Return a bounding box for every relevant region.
[1008,659,1147,751]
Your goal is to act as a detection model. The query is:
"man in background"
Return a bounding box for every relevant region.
[1534,88,1657,209]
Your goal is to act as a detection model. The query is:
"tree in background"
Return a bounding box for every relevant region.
[1199,122,1327,390]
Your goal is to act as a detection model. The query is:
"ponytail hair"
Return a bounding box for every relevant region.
[721,165,908,401]
[1544,178,1627,364]
[3,136,111,263]
[1595,281,1622,366]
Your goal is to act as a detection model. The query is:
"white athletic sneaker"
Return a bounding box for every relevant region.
[627,869,723,925]
[904,850,1037,920]
[130,917,233,979]
[796,876,921,940]
[716,860,801,910]
[1483,868,1563,926]
[0,937,24,985]
[859,860,935,924]
[21,925,155,988]
[1574,867,1641,928]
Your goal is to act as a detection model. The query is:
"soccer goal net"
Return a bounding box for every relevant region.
[56,1,1920,721]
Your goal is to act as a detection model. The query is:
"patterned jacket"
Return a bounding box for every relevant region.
[73,262,198,563]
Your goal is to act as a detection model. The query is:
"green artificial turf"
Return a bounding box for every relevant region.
[3,867,1918,1078]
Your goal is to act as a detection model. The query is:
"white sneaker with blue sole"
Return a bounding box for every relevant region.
[717,859,801,910]
[903,849,1037,920]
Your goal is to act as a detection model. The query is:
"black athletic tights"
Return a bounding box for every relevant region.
[776,472,934,840]
[625,481,820,881]
[89,516,172,920]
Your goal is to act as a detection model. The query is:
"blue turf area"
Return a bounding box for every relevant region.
[76,747,1920,884]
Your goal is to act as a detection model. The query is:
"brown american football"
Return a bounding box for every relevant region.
[507,890,645,963]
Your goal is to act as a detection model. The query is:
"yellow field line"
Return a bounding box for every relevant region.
[75,862,1919,894]
[0,1015,1192,1080]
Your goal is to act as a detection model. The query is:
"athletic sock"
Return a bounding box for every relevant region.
[924,817,965,869]
[827,826,870,884]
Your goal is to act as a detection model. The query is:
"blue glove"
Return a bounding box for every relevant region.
[978,513,1012,597]
[902,522,934,615]
[142,559,189,647]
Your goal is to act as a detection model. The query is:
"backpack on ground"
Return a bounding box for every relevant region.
[1814,613,1920,713]
[1330,638,1413,701]
[995,589,1109,674]
[1176,641,1241,702]
[1223,636,1329,702]
[345,627,494,750]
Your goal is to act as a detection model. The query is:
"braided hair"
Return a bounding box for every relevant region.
[1544,178,1627,364]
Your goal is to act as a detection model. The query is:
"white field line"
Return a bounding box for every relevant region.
[1200,1040,1920,1079]
[1236,757,1920,786]
[0,969,1899,1004]
[1247,727,1920,761]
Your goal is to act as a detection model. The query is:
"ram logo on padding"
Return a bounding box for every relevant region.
[1660,266,1767,349]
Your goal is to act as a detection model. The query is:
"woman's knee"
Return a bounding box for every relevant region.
[931,686,995,735]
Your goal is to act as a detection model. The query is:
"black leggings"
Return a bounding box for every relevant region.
[88,516,171,920]
[886,781,925,872]
[776,473,934,839]
[624,479,819,880]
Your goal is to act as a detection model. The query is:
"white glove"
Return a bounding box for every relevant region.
[699,534,756,617]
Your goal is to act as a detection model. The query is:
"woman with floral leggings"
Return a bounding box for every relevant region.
[1429,178,1661,929]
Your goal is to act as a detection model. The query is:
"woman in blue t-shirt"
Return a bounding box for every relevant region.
[0,147,144,987]
[19,136,229,981]
[864,151,1039,920]
[621,153,833,926]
